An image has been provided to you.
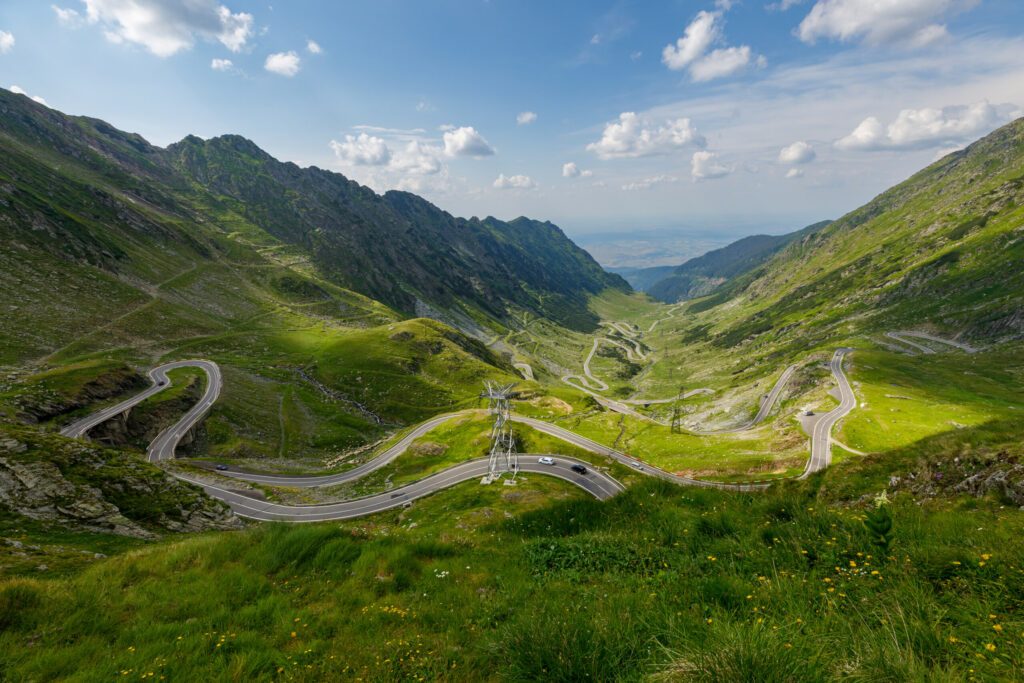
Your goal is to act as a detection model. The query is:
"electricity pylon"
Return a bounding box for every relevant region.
[480,381,519,483]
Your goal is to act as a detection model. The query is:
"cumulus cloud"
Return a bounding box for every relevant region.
[329,133,392,166]
[587,112,706,159]
[516,111,537,125]
[785,168,805,179]
[442,126,495,157]
[265,51,301,77]
[663,11,718,71]
[493,174,536,190]
[210,58,233,71]
[8,85,47,106]
[562,162,593,178]
[690,46,765,82]
[81,0,253,57]
[778,140,816,164]
[835,102,1019,151]
[662,10,764,82]
[306,39,321,54]
[0,31,13,54]
[691,151,732,180]
[622,175,679,191]
[389,141,443,175]
[797,0,971,47]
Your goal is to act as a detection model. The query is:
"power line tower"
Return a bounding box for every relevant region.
[670,385,685,434]
[480,380,519,484]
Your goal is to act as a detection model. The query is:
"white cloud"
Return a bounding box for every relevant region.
[622,175,679,191]
[662,10,763,82]
[691,151,732,180]
[82,0,253,57]
[835,101,1018,151]
[562,162,593,178]
[493,174,536,190]
[265,51,301,77]
[8,85,47,106]
[690,46,763,82]
[329,133,392,166]
[587,112,706,159]
[662,11,718,71]
[767,0,805,10]
[390,141,443,175]
[306,39,321,54]
[516,111,537,125]
[779,140,816,164]
[442,126,495,157]
[0,31,13,54]
[210,58,233,71]
[797,0,972,47]
[330,131,445,178]
[715,0,737,9]
[785,168,805,179]
[52,6,84,27]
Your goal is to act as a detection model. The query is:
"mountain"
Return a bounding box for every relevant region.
[683,117,1024,347]
[607,265,676,292]
[0,89,626,362]
[646,221,831,302]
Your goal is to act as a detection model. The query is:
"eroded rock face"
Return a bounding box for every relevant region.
[0,454,153,538]
[954,465,1024,507]
[0,430,243,538]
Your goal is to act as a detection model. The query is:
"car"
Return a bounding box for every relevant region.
[805,410,815,416]
[538,456,555,465]
[215,464,229,471]
[570,464,588,475]
[158,381,166,386]
[630,461,644,470]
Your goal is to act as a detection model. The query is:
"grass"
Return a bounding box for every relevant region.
[2,471,1021,681]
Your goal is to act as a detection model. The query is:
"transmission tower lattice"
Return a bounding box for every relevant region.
[480,381,519,483]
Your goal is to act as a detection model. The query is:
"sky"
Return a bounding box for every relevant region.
[1,0,1023,239]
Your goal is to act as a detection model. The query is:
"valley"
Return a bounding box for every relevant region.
[1,87,1023,681]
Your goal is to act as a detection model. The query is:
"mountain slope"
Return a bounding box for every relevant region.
[0,89,625,356]
[647,221,831,303]
[685,118,1024,348]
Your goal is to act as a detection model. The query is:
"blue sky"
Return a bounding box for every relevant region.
[1,1,1023,238]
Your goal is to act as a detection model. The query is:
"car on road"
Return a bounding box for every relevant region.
[158,381,166,386]
[538,456,555,465]
[215,464,229,471]
[805,410,815,416]
[570,464,588,474]
[630,461,644,470]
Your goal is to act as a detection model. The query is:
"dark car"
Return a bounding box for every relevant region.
[215,464,229,471]
[570,464,588,475]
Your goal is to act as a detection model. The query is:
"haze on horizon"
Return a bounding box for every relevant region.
[1,0,1023,238]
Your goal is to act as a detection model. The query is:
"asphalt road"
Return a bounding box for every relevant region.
[799,349,856,479]
[63,363,623,521]
[59,360,220,443]
[65,347,855,519]
[890,330,978,354]
[175,456,623,522]
[219,411,465,488]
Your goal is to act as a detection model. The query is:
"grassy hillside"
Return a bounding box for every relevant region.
[647,221,832,303]
[680,119,1024,350]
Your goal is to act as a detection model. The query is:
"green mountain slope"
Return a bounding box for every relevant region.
[0,89,626,357]
[647,220,831,303]
[684,118,1024,348]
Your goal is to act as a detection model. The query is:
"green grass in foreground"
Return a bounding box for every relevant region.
[2,475,1022,681]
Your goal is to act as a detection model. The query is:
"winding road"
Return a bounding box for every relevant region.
[64,344,856,521]
[886,330,978,355]
[62,363,624,521]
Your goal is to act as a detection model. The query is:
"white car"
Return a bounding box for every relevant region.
[538,457,555,465]
[630,461,644,470]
